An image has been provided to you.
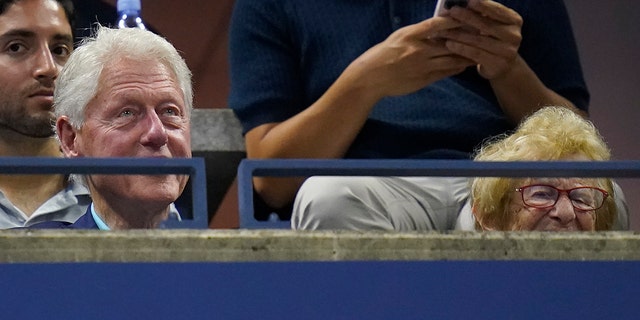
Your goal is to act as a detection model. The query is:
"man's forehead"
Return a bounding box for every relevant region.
[0,0,71,35]
[98,59,180,88]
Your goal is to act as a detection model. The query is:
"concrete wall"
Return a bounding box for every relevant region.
[3,230,640,262]
[5,229,640,318]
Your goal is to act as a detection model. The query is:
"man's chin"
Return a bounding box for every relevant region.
[0,122,55,138]
[132,182,183,204]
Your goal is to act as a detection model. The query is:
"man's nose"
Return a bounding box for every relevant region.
[33,47,59,81]
[140,112,169,148]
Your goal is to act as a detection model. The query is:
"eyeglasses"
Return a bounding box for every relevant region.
[515,184,609,211]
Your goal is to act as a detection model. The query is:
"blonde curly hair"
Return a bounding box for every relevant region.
[471,106,615,230]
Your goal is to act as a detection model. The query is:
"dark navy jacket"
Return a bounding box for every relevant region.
[28,208,98,229]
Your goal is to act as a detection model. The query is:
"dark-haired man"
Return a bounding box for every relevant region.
[0,0,90,228]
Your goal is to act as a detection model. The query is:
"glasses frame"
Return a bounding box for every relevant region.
[515,184,609,211]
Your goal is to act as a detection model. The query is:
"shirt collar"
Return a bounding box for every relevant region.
[89,203,181,230]
[90,203,111,230]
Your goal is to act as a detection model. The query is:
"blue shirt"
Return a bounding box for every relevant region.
[90,203,110,230]
[229,0,588,159]
[0,179,91,229]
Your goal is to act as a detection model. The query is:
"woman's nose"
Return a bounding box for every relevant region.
[548,193,577,224]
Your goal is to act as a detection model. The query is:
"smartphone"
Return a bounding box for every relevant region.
[433,0,469,17]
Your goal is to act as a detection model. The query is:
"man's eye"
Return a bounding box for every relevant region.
[52,45,71,57]
[7,43,26,53]
[119,110,134,117]
[161,107,182,117]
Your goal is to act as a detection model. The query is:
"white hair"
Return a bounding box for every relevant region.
[54,25,193,128]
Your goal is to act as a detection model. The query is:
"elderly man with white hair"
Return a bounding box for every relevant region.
[34,26,193,229]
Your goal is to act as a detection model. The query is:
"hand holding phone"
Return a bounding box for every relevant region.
[433,0,469,17]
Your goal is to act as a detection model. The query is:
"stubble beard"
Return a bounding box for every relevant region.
[0,100,56,138]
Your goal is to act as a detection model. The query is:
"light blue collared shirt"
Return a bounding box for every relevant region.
[90,203,111,230]
[89,203,181,230]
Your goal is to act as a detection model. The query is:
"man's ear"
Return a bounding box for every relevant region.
[56,116,80,157]
[471,204,494,231]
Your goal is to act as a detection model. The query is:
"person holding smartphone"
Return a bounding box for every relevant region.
[229,0,595,230]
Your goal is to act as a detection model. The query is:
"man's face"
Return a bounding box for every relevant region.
[506,178,600,231]
[70,58,191,210]
[0,0,73,137]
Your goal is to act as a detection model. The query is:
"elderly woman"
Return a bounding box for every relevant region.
[468,106,625,231]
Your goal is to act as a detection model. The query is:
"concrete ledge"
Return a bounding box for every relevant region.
[2,230,640,263]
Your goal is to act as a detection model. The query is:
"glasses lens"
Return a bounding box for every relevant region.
[569,187,605,210]
[522,185,557,208]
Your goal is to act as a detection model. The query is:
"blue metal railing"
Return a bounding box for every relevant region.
[0,157,208,228]
[237,159,640,228]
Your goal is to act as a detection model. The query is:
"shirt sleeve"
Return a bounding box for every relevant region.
[517,0,590,111]
[228,0,305,135]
